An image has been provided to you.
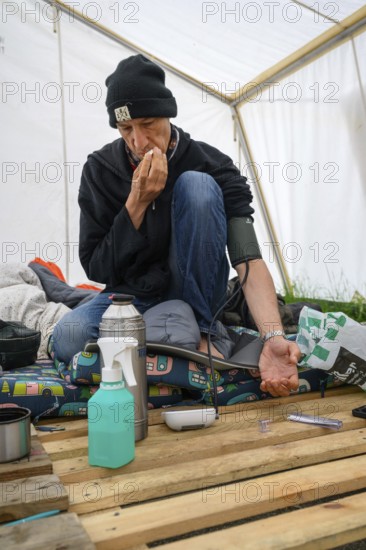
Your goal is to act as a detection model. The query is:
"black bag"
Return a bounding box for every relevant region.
[223,277,322,334]
[0,320,41,370]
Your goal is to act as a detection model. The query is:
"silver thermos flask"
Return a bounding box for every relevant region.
[98,294,148,441]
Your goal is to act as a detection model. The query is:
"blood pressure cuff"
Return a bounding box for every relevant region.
[227,217,262,267]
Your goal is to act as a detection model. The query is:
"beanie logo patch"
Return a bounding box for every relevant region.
[115,105,132,122]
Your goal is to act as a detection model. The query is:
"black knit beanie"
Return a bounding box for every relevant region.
[105,54,177,128]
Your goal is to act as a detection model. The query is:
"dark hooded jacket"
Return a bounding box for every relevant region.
[78,126,254,298]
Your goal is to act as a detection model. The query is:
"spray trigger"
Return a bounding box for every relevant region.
[97,336,138,386]
[115,339,138,387]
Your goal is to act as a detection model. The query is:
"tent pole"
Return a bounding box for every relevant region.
[231,6,366,106]
[42,1,366,109]
[55,7,70,281]
[231,106,293,295]
[42,0,228,103]
[292,1,343,24]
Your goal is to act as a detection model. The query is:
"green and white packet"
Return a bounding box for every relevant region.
[296,306,366,390]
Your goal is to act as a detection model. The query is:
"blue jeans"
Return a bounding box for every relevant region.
[53,171,229,364]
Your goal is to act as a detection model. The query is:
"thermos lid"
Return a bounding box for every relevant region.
[111,294,135,305]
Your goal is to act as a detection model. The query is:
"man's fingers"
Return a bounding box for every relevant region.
[260,379,291,397]
[289,342,302,363]
[148,148,167,187]
[288,374,299,391]
[131,147,167,205]
[260,377,296,397]
[138,149,153,179]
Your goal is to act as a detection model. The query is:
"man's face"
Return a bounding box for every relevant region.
[117,117,171,160]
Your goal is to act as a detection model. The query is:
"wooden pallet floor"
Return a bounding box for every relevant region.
[2,385,366,549]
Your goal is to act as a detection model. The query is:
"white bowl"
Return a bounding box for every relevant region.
[161,408,216,431]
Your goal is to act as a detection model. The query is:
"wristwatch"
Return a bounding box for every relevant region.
[262,330,286,343]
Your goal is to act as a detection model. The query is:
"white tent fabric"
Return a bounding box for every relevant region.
[1,0,366,300]
[240,34,366,298]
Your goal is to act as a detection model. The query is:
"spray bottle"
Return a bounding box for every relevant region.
[88,337,137,468]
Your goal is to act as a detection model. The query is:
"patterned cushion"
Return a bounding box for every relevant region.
[0,332,345,417]
[0,359,94,419]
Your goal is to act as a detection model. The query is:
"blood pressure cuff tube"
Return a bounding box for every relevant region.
[227,217,262,267]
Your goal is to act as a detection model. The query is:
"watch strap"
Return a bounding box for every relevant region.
[262,330,286,343]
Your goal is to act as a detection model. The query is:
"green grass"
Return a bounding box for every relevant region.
[281,275,366,323]
[283,293,366,323]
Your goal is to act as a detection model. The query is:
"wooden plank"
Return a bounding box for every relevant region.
[0,474,69,523]
[218,384,361,413]
[0,512,95,550]
[68,427,366,514]
[0,386,360,548]
[34,418,88,442]
[139,389,366,443]
[0,425,53,482]
[40,389,365,454]
[42,390,365,451]
[140,385,362,426]
[152,492,366,550]
[81,454,366,549]
[49,407,366,484]
[34,386,360,435]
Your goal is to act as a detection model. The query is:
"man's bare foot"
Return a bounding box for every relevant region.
[198,335,224,359]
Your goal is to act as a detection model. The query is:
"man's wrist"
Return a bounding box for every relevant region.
[125,193,149,229]
[261,330,286,343]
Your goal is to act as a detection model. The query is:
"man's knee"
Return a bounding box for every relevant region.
[53,312,96,363]
[174,171,223,210]
[54,317,93,345]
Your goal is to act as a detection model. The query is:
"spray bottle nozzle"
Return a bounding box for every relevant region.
[97,337,138,386]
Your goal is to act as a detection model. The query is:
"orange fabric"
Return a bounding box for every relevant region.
[31,257,102,291]
[32,257,67,282]
[76,283,102,291]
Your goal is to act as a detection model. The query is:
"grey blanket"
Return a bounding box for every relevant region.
[29,261,98,308]
[0,263,71,358]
